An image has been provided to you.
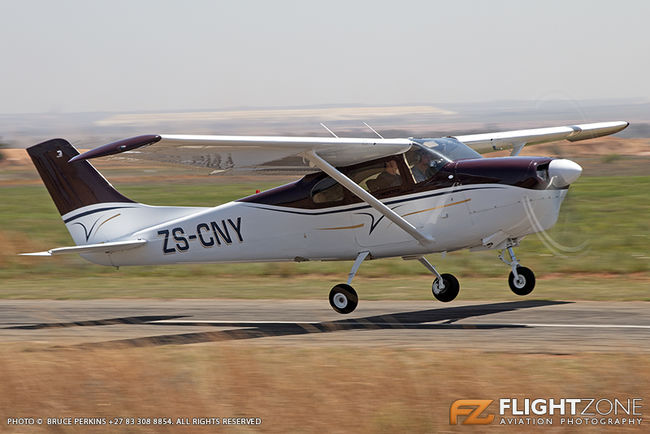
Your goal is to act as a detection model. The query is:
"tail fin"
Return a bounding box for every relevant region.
[27,138,135,216]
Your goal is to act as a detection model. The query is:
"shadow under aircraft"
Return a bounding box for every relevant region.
[7,300,572,347]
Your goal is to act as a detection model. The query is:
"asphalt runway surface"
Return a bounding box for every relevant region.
[0,299,649,353]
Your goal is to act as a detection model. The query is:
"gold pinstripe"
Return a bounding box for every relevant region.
[401,198,471,217]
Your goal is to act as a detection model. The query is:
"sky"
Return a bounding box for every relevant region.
[1,0,649,114]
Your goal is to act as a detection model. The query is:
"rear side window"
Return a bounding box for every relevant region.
[348,160,403,193]
[311,177,344,204]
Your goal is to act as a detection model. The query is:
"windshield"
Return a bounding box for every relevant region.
[405,138,481,184]
[411,137,482,162]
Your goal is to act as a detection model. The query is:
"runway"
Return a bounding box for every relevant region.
[0,299,649,353]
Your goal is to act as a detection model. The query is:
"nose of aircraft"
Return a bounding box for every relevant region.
[548,159,582,187]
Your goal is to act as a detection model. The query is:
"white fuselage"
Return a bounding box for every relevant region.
[66,184,568,267]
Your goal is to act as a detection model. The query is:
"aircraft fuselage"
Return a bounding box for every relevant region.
[73,156,568,266]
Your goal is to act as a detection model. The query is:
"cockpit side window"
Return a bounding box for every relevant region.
[405,145,447,184]
[308,155,409,206]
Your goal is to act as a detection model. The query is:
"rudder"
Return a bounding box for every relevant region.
[27,139,135,216]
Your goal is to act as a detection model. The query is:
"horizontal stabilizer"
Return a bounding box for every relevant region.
[20,239,146,257]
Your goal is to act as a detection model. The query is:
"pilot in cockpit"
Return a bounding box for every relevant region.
[411,146,449,183]
[411,150,433,183]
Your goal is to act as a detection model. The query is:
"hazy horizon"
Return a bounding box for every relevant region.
[1,97,649,116]
[1,98,648,148]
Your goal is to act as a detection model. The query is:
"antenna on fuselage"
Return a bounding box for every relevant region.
[362,122,384,139]
[320,123,339,138]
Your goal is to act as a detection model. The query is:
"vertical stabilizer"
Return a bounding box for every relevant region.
[27,138,135,216]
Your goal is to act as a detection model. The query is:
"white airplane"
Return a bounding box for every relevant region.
[23,121,628,313]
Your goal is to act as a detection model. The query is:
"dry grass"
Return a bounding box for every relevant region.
[0,344,648,433]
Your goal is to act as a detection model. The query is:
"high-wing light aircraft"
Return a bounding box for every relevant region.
[23,121,628,313]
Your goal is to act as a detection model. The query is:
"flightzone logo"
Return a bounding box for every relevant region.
[450,398,643,426]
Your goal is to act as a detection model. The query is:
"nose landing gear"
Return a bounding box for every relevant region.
[499,246,536,296]
[508,266,536,295]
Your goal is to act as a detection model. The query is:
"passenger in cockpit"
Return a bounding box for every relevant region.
[374,160,402,190]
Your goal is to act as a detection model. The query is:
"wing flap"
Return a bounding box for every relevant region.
[21,239,147,257]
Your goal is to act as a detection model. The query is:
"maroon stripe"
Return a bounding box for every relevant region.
[27,139,135,216]
[68,134,161,162]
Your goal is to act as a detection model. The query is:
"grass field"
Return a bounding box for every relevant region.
[0,175,648,300]
[1,344,648,433]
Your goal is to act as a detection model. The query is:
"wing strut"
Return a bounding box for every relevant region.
[510,141,526,156]
[303,151,434,246]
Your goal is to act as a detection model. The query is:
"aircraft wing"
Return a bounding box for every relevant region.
[455,121,629,155]
[71,134,413,174]
[70,120,628,171]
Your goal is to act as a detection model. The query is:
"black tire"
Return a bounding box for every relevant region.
[432,273,460,302]
[329,284,358,314]
[508,266,536,296]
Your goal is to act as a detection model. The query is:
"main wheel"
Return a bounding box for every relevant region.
[508,266,535,295]
[329,284,358,314]
[432,273,460,302]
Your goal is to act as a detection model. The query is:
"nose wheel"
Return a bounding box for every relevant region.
[508,266,535,295]
[499,245,536,296]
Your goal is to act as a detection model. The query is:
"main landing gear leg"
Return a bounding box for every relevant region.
[418,257,460,302]
[329,251,369,314]
[499,245,536,296]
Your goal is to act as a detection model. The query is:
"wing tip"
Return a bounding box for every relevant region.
[69,135,161,162]
[567,120,630,142]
